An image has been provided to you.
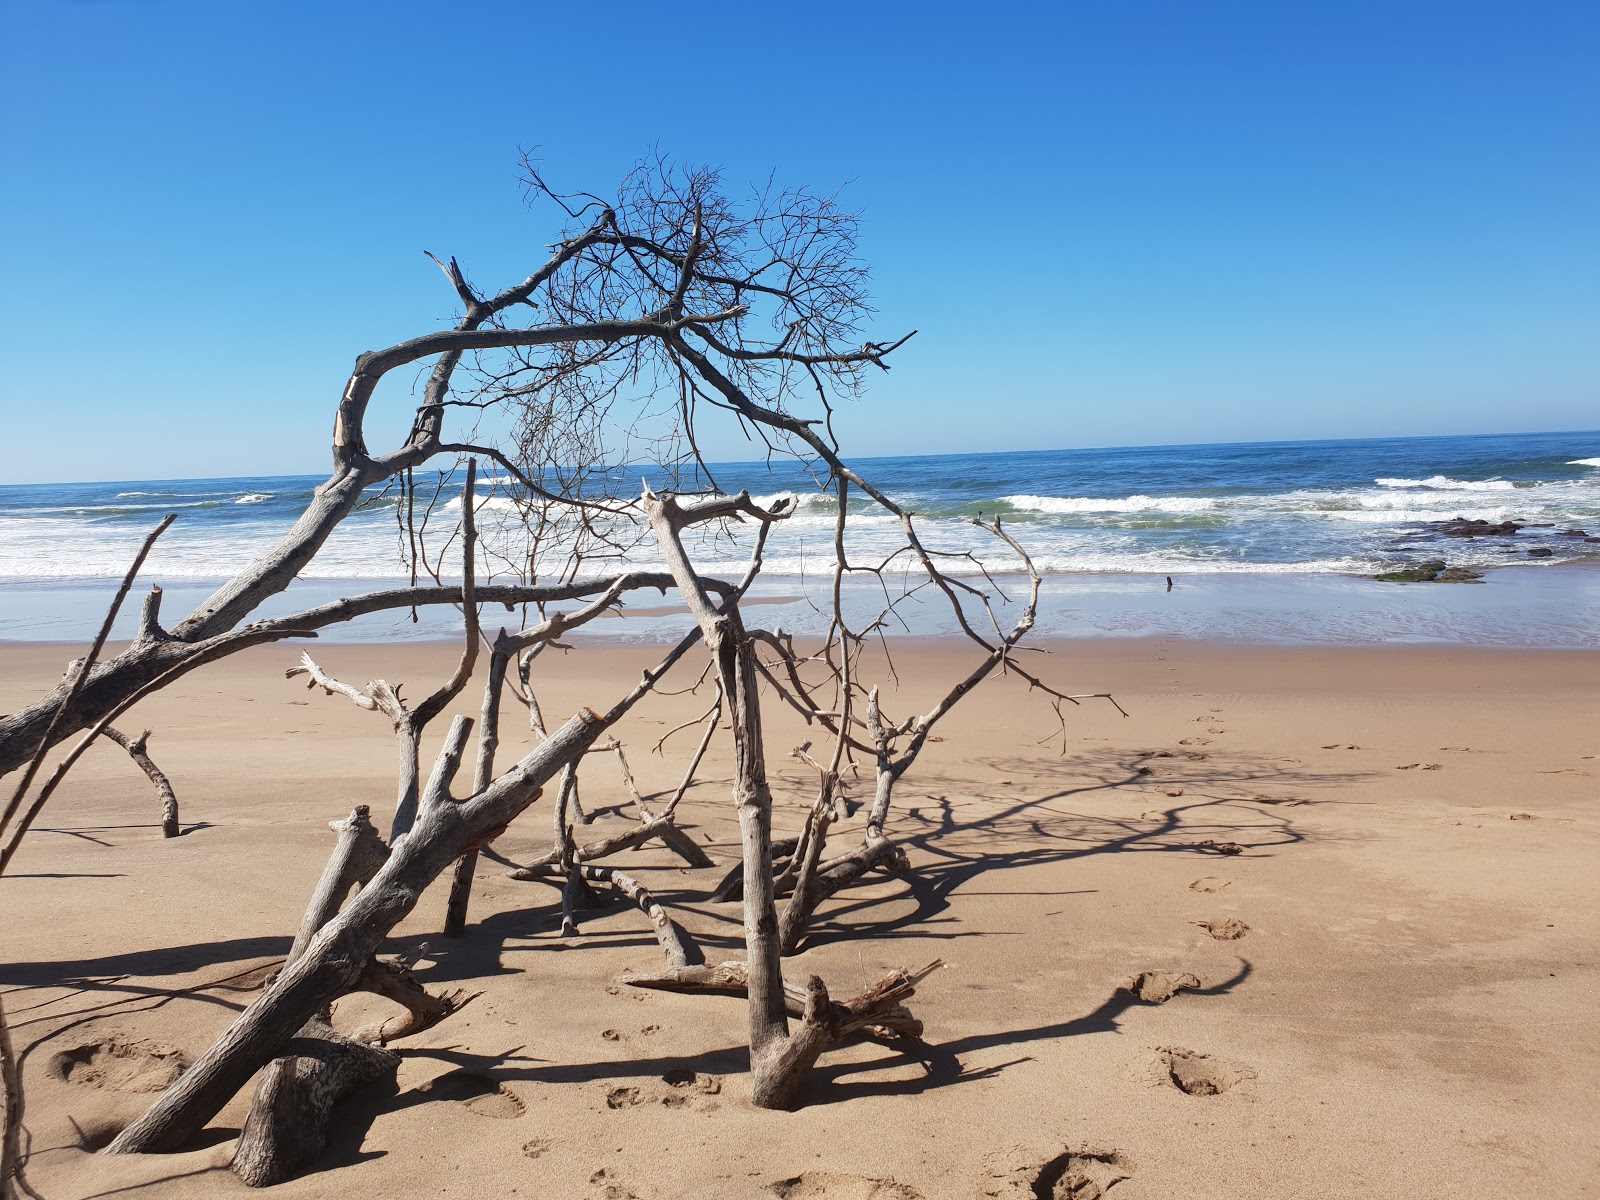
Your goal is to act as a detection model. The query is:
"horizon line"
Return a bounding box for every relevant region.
[4,426,1598,490]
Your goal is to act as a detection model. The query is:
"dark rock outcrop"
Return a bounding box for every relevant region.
[1430,518,1522,538]
[1373,561,1484,584]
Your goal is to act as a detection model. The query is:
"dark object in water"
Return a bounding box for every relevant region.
[1430,518,1522,538]
[1165,576,1173,592]
[1373,561,1484,584]
[1527,546,1553,557]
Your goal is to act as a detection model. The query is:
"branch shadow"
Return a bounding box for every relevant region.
[808,960,1253,1104]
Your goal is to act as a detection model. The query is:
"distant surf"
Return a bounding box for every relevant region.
[1,430,1597,583]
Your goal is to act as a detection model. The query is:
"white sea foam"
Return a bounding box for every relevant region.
[1570,458,1600,468]
[1375,476,1519,491]
[234,493,274,504]
[1002,494,1217,514]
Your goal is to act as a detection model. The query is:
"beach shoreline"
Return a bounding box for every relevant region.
[5,560,1598,648]
[2,636,1595,1198]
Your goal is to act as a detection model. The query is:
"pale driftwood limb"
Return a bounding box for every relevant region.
[599,739,644,811]
[590,735,713,864]
[0,515,175,853]
[286,806,391,968]
[604,729,717,867]
[574,866,703,970]
[781,834,904,954]
[99,726,181,838]
[348,958,478,1044]
[709,837,800,904]
[1,623,316,878]
[136,584,167,643]
[442,635,511,939]
[507,815,681,880]
[619,959,938,1050]
[284,652,378,710]
[641,490,801,1106]
[662,687,721,820]
[229,1019,398,1189]
[105,706,604,1156]
[419,715,473,814]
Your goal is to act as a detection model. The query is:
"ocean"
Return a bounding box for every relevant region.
[3,430,1598,646]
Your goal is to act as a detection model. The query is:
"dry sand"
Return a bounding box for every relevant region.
[1,636,1596,1198]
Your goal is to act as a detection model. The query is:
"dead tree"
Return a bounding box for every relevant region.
[0,159,1133,1197]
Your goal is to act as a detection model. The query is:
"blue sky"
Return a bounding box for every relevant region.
[1,0,1595,483]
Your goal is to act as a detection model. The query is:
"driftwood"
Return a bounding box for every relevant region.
[99,726,181,838]
[105,705,603,1155]
[229,1020,398,1188]
[619,959,937,1043]
[226,811,472,1187]
[286,806,390,967]
[0,164,1150,1200]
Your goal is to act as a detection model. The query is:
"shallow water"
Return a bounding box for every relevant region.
[3,431,1597,646]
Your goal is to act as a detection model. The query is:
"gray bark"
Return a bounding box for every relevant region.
[104,705,605,1155]
[286,806,391,968]
[228,1019,397,1188]
[99,727,181,838]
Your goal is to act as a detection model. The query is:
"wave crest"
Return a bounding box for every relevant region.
[1002,494,1216,515]
[1374,476,1519,491]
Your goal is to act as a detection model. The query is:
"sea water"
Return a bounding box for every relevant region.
[2,430,1597,646]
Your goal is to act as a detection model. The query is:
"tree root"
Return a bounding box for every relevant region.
[229,1018,397,1188]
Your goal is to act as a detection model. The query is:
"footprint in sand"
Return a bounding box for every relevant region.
[1508,812,1538,821]
[1321,743,1361,750]
[770,1173,925,1199]
[662,1067,721,1094]
[522,1137,552,1159]
[420,1070,525,1118]
[590,1167,643,1199]
[48,1038,187,1093]
[660,1068,722,1108]
[1189,876,1230,893]
[605,1085,643,1109]
[1179,737,1210,746]
[1396,763,1442,771]
[1122,971,1200,1003]
[1153,1046,1255,1096]
[1027,1148,1135,1199]
[1194,917,1249,940]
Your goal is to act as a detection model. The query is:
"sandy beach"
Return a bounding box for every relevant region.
[1,635,1595,1198]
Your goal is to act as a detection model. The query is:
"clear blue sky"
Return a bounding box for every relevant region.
[1,0,1595,483]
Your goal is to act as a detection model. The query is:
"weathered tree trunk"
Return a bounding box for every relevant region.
[105,706,603,1155]
[641,492,795,1106]
[228,1019,398,1188]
